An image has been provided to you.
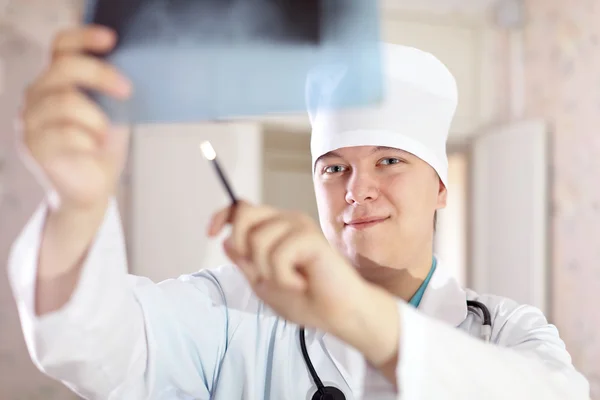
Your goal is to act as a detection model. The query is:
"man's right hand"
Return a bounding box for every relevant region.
[17,25,134,314]
[21,24,132,212]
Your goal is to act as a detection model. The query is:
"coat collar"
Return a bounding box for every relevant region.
[318,257,469,393]
[416,257,468,327]
[317,257,468,344]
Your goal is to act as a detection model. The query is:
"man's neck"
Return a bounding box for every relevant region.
[355,250,434,302]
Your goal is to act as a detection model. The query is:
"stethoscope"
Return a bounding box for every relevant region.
[300,299,492,400]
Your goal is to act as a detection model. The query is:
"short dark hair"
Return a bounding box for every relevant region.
[433,211,438,231]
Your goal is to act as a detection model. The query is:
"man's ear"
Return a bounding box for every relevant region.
[437,179,448,209]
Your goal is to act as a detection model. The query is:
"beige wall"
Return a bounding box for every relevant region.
[129,122,264,283]
[524,0,600,396]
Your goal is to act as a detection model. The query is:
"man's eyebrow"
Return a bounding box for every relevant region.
[372,146,406,154]
[315,150,342,165]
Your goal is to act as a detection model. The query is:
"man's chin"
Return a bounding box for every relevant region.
[344,247,390,270]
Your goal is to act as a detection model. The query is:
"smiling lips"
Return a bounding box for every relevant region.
[344,216,389,230]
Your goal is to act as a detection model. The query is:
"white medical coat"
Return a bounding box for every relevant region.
[8,199,590,399]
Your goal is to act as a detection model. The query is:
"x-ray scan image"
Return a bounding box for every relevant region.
[83,0,382,124]
[92,0,322,46]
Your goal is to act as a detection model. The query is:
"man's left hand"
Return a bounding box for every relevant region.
[207,201,400,372]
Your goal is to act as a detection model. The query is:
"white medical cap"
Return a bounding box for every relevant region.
[307,43,458,188]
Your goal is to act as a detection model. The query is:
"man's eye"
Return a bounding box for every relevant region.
[323,165,347,174]
[379,158,403,166]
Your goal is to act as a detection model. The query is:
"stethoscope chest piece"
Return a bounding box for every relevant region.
[311,386,346,400]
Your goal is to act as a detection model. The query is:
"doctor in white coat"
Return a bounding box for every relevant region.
[8,25,590,399]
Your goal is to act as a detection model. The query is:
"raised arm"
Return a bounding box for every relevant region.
[8,25,230,398]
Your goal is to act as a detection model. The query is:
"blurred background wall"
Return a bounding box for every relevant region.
[523,0,600,388]
[0,0,599,398]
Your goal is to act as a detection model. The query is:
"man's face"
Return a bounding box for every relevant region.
[313,145,447,270]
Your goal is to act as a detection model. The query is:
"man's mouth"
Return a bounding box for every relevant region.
[344,216,389,230]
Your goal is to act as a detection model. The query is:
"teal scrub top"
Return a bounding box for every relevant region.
[408,257,437,308]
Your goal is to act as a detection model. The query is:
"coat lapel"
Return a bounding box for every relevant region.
[319,258,469,395]
[416,257,468,327]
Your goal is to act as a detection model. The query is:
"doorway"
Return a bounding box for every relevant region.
[434,151,469,287]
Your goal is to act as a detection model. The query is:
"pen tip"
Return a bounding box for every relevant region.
[200,141,216,161]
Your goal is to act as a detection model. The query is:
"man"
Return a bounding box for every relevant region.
[8,25,589,399]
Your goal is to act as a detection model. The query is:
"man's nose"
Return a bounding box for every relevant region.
[345,172,379,205]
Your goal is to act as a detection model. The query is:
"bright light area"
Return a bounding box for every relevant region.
[199,140,216,160]
[434,152,468,287]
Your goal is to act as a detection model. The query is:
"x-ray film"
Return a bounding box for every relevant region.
[83,0,383,124]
